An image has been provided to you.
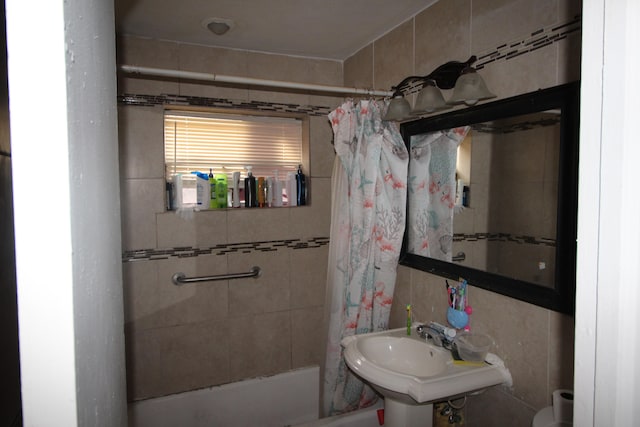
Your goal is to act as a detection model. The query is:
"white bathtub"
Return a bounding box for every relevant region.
[128,366,383,427]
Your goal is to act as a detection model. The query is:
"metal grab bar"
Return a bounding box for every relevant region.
[452,252,466,262]
[172,266,262,286]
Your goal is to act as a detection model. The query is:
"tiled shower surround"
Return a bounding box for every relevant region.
[118,34,341,400]
[119,1,580,425]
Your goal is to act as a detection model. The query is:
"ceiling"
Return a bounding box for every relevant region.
[114,0,438,61]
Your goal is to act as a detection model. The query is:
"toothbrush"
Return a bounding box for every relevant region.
[406,304,412,335]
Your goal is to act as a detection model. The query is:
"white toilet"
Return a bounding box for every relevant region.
[532,390,573,427]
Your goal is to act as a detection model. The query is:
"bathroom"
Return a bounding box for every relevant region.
[118,1,579,425]
[5,0,639,426]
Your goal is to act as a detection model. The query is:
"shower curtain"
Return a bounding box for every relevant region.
[322,99,408,416]
[406,127,470,261]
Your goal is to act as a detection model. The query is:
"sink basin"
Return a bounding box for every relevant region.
[341,327,512,427]
[356,336,449,377]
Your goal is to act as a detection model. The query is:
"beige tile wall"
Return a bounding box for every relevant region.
[453,124,559,286]
[345,1,580,426]
[118,0,582,417]
[118,35,340,401]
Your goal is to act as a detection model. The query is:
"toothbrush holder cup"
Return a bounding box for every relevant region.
[447,306,469,329]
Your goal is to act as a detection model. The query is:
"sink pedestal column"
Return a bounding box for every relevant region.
[384,399,433,427]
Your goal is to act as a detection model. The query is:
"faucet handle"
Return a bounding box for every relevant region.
[416,324,443,346]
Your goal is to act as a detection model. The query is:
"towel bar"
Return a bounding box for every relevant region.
[172,266,261,286]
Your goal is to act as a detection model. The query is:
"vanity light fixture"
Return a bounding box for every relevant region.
[447,67,496,106]
[383,56,495,121]
[383,92,413,121]
[413,79,449,113]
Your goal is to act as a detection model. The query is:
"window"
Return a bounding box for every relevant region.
[164,111,303,182]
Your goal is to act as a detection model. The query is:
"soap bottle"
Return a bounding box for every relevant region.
[244,166,257,208]
[296,164,306,206]
[215,172,228,208]
[209,168,217,209]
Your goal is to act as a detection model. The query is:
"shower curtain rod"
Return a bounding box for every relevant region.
[118,65,394,97]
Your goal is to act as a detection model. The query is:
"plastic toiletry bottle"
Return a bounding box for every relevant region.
[273,170,283,207]
[455,179,464,207]
[172,174,184,208]
[266,177,274,207]
[296,164,306,206]
[244,166,257,208]
[192,171,211,210]
[166,181,174,211]
[287,172,297,206]
[257,177,265,207]
[462,186,470,207]
[232,171,241,208]
[215,172,228,208]
[209,168,217,209]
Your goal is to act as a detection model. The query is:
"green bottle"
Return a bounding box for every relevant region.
[215,173,228,208]
[209,168,217,209]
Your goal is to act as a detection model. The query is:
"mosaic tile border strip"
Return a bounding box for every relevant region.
[118,93,333,117]
[474,15,582,70]
[402,15,581,97]
[471,115,560,134]
[122,236,330,262]
[453,232,556,247]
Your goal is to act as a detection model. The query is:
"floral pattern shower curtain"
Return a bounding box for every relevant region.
[406,127,470,261]
[323,99,408,416]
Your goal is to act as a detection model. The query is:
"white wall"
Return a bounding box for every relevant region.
[6,0,127,425]
[576,0,640,425]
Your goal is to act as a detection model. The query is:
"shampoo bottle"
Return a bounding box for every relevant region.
[209,168,217,209]
[215,172,228,208]
[232,171,241,208]
[296,164,306,206]
[273,170,283,207]
[257,177,265,207]
[192,171,210,210]
[266,177,274,207]
[244,166,257,208]
[287,172,297,206]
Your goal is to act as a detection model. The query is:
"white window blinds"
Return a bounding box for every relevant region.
[164,111,303,180]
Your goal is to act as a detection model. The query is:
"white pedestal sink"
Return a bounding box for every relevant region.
[341,327,512,427]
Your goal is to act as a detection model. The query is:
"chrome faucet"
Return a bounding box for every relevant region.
[416,324,444,346]
[416,323,455,350]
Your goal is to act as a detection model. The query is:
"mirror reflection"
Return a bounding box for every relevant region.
[407,110,561,288]
[400,83,579,314]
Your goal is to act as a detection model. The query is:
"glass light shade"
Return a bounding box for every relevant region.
[447,71,496,105]
[412,84,450,114]
[383,95,412,121]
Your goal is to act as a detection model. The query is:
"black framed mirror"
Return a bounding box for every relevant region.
[399,82,579,315]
